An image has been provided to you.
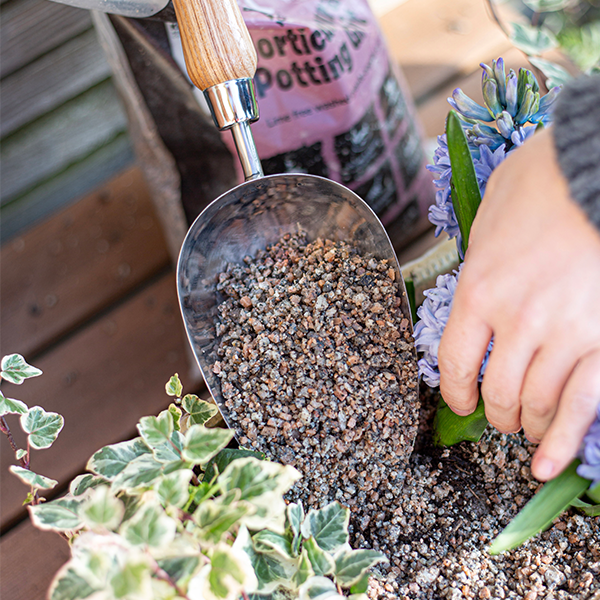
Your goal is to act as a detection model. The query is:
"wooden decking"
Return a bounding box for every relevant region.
[0,1,529,597]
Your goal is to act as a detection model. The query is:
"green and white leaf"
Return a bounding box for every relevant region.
[87,437,151,479]
[29,498,83,531]
[15,448,27,460]
[80,485,125,530]
[298,576,345,600]
[0,390,28,416]
[1,354,42,385]
[48,564,98,600]
[9,465,58,490]
[288,502,305,556]
[21,406,64,449]
[120,501,176,548]
[194,494,251,544]
[109,557,153,599]
[523,0,572,11]
[510,22,557,56]
[489,459,590,554]
[182,424,234,465]
[528,57,572,87]
[252,529,294,559]
[165,374,183,397]
[111,453,166,494]
[155,469,193,508]
[152,430,185,463]
[157,556,201,587]
[169,403,183,431]
[182,394,219,426]
[301,502,349,552]
[137,410,174,448]
[203,447,265,483]
[70,473,108,496]
[295,548,315,586]
[304,537,335,576]
[334,548,387,588]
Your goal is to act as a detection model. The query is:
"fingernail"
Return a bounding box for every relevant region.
[525,434,540,444]
[452,408,473,416]
[534,457,555,480]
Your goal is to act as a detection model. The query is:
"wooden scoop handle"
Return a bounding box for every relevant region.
[172,0,257,91]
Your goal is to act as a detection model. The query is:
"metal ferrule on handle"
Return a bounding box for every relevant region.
[204,78,263,181]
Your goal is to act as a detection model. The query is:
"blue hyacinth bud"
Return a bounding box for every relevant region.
[448,88,494,122]
[530,86,561,123]
[496,111,515,139]
[505,70,519,117]
[492,58,507,106]
[515,88,540,124]
[483,79,503,117]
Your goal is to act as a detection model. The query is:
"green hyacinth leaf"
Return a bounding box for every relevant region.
[87,437,151,479]
[510,22,557,56]
[405,278,418,325]
[301,501,349,552]
[182,394,219,426]
[434,396,488,446]
[21,406,64,449]
[1,354,42,385]
[182,424,234,465]
[0,390,28,416]
[489,459,590,554]
[9,465,58,490]
[570,497,600,517]
[585,481,600,504]
[29,498,83,531]
[446,110,482,255]
[165,374,183,398]
[203,447,265,483]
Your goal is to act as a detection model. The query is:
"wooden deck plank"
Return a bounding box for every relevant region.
[1,167,171,358]
[0,0,91,78]
[381,0,515,103]
[0,519,70,600]
[0,272,200,529]
[1,28,112,137]
[1,80,128,204]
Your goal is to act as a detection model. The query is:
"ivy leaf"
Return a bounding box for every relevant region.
[287,502,305,556]
[80,485,125,530]
[434,396,488,446]
[9,465,58,490]
[203,447,265,483]
[304,537,335,576]
[111,454,166,494]
[207,544,257,600]
[1,354,42,385]
[29,498,83,531]
[570,497,600,517]
[165,374,183,397]
[109,559,151,599]
[334,548,387,588]
[252,529,294,559]
[48,565,98,600]
[182,425,234,465]
[182,394,219,426]
[528,57,572,88]
[120,502,176,548]
[69,474,107,496]
[0,390,28,416]
[194,494,251,543]
[301,502,349,552]
[21,406,64,450]
[446,110,482,255]
[298,576,345,600]
[15,448,28,460]
[87,438,151,479]
[152,430,185,463]
[523,0,572,11]
[169,403,183,431]
[155,469,194,508]
[510,22,557,56]
[157,556,200,586]
[295,549,314,586]
[137,410,174,448]
[350,571,371,595]
[489,459,591,554]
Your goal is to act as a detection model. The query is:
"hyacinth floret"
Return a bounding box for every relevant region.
[427,58,561,248]
[578,407,600,489]
[413,266,492,387]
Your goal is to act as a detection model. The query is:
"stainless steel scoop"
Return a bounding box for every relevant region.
[174,0,417,426]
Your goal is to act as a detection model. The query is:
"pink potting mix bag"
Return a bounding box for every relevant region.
[237,0,434,245]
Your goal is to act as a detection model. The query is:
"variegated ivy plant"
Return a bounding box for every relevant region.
[1,357,386,600]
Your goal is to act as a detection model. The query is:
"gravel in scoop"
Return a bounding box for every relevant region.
[212,231,419,551]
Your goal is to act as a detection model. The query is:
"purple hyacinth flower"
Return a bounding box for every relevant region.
[449,89,494,122]
[492,58,507,105]
[530,86,561,124]
[473,144,506,197]
[505,70,519,117]
[414,267,492,387]
[496,111,515,139]
[577,407,600,488]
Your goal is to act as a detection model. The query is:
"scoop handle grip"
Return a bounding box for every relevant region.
[172,0,257,91]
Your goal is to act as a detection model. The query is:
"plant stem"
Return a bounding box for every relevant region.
[152,561,191,599]
[0,416,28,468]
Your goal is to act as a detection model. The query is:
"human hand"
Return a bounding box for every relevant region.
[437,127,600,481]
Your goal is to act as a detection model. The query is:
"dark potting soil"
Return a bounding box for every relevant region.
[211,231,599,599]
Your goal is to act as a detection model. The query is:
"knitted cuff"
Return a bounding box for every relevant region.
[553,74,600,231]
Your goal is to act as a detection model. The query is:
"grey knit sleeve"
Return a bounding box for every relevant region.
[552,74,600,231]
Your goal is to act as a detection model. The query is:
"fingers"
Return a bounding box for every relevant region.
[531,349,600,481]
[438,296,493,417]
